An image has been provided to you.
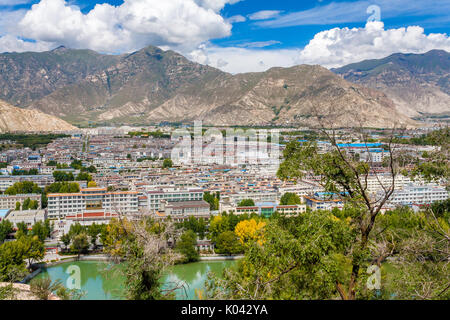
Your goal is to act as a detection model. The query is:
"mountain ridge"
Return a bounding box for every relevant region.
[0,46,422,128]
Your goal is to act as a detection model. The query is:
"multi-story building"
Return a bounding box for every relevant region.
[304,192,344,211]
[144,188,204,212]
[4,209,47,229]
[0,194,42,210]
[159,200,210,221]
[47,187,139,219]
[386,184,449,206]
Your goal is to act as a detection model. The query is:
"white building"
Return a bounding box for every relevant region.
[144,188,204,212]
[47,187,139,219]
[386,184,449,206]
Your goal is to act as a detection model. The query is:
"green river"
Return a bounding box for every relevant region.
[34,260,236,300]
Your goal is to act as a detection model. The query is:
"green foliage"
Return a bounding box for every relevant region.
[203,191,220,210]
[279,192,302,205]
[162,158,173,169]
[237,199,255,207]
[176,216,207,239]
[5,181,42,195]
[70,233,89,256]
[0,283,17,300]
[0,133,69,149]
[214,231,243,255]
[75,172,92,182]
[44,182,80,194]
[12,168,38,176]
[175,230,199,263]
[70,159,83,170]
[207,211,355,299]
[53,171,75,182]
[0,220,14,244]
[29,277,62,300]
[31,220,51,242]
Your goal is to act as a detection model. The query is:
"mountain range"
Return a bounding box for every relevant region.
[333,50,450,118]
[1,46,449,130]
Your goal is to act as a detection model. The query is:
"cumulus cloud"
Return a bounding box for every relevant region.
[0,34,53,52]
[15,0,233,53]
[188,22,450,74]
[297,21,450,68]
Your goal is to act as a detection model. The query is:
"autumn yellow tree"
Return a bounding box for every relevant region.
[88,181,97,188]
[234,219,266,247]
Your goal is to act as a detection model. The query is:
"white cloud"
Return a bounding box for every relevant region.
[188,44,300,74]
[194,0,242,12]
[189,22,450,74]
[16,0,234,53]
[227,15,246,23]
[248,10,281,21]
[0,34,53,52]
[297,21,450,68]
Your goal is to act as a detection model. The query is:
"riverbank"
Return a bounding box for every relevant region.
[199,255,243,261]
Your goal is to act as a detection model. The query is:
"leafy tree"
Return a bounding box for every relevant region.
[237,199,255,207]
[15,201,21,211]
[53,171,75,182]
[175,230,199,263]
[76,172,92,182]
[60,233,71,250]
[234,219,266,247]
[0,220,14,244]
[162,158,173,169]
[5,181,41,195]
[31,221,51,242]
[71,233,89,257]
[207,211,354,299]
[22,198,31,210]
[103,217,182,300]
[16,222,28,238]
[203,192,220,210]
[214,231,243,255]
[87,181,97,188]
[280,192,302,205]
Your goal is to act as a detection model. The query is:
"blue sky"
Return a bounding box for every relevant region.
[0,0,449,73]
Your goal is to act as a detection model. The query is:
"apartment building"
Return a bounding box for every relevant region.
[0,194,41,210]
[159,200,210,221]
[144,188,204,212]
[386,184,449,206]
[47,187,139,219]
[0,175,54,191]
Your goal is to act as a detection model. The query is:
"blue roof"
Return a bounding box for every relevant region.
[0,209,10,218]
[337,143,382,148]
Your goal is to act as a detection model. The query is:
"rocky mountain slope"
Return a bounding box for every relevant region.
[0,99,76,132]
[0,46,417,128]
[333,50,450,118]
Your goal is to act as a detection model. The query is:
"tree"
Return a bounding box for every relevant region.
[280,193,302,205]
[29,277,62,300]
[71,233,89,258]
[31,221,50,242]
[15,202,21,211]
[76,172,92,182]
[162,158,173,169]
[87,181,97,188]
[203,192,220,210]
[15,222,28,239]
[53,171,75,182]
[175,230,199,263]
[103,217,183,300]
[60,233,71,251]
[209,215,230,242]
[214,231,243,255]
[206,211,354,300]
[22,198,31,210]
[0,220,14,244]
[87,223,102,250]
[234,219,266,247]
[237,199,255,207]
[5,181,41,195]
[276,124,404,300]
